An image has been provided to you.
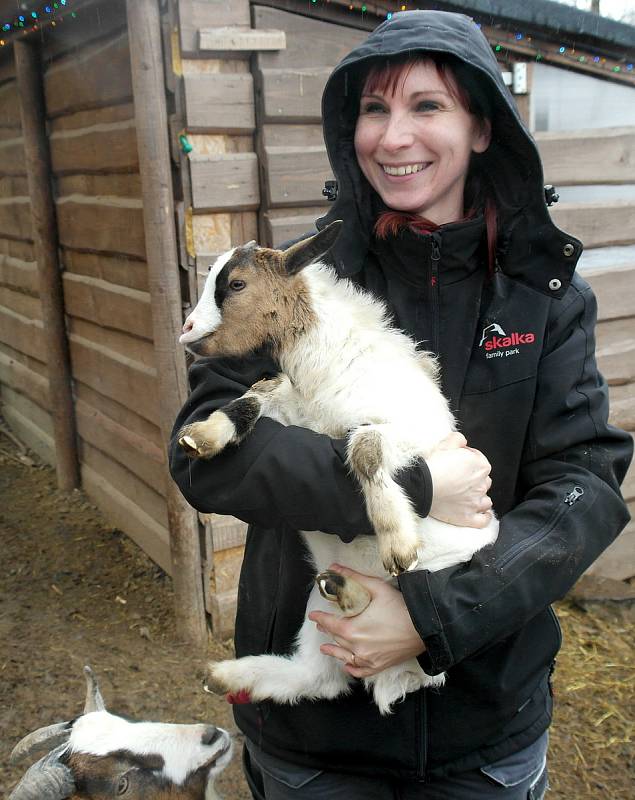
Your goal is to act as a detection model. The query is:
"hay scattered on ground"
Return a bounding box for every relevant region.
[549,597,634,798]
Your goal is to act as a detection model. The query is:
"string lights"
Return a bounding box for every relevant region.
[304,1,634,78]
[1,0,75,45]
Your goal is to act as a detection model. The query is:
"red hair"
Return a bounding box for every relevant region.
[362,56,497,274]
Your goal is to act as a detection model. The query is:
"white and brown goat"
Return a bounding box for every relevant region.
[178,221,498,714]
[8,666,232,800]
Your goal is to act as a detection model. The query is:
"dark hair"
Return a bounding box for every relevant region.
[360,54,497,273]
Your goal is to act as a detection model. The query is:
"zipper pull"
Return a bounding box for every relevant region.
[564,486,584,506]
[430,236,441,287]
[430,236,441,263]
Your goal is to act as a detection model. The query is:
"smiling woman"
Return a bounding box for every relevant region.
[169,8,633,800]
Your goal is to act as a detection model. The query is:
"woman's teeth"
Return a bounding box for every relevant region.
[382,163,427,176]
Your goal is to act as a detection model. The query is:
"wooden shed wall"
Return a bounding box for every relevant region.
[0,2,172,573]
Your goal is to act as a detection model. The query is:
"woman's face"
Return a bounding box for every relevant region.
[354,60,491,225]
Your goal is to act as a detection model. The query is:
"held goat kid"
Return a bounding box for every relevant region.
[178,221,498,714]
[8,667,232,800]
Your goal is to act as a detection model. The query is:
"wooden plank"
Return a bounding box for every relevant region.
[210,545,245,594]
[128,0,207,646]
[0,196,32,240]
[587,520,635,581]
[81,462,172,575]
[199,27,286,54]
[207,588,238,638]
[69,317,155,372]
[261,123,326,148]
[183,73,254,132]
[201,513,248,552]
[608,383,635,431]
[56,196,145,258]
[621,452,635,502]
[596,316,635,385]
[75,397,167,497]
[75,381,163,451]
[585,267,635,322]
[69,334,159,425]
[2,395,55,466]
[63,273,153,340]
[0,81,21,128]
[550,202,635,249]
[50,102,136,132]
[253,5,366,69]
[265,211,318,248]
[0,252,38,295]
[0,305,44,360]
[60,248,148,292]
[259,67,330,123]
[537,127,635,187]
[56,173,142,199]
[0,348,49,409]
[263,144,331,207]
[44,33,133,118]
[189,152,259,211]
[0,237,33,262]
[50,118,138,175]
[0,286,42,320]
[0,174,29,197]
[0,134,25,176]
[81,440,168,528]
[178,0,250,56]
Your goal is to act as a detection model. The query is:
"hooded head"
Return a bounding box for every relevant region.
[318,10,582,298]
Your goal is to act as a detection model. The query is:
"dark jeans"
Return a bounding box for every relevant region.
[243,732,549,799]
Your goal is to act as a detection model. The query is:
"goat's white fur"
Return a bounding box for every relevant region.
[68,711,232,787]
[182,238,499,714]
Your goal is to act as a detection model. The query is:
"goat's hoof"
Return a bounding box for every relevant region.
[382,549,419,578]
[179,435,201,456]
[316,570,371,617]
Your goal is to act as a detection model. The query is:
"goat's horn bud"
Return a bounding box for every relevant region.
[83,665,106,713]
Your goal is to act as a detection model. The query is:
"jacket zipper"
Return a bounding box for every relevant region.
[496,486,585,570]
[430,235,441,355]
[415,687,427,780]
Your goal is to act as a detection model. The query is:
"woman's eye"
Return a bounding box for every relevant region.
[415,101,440,112]
[361,102,387,114]
[116,775,129,795]
[229,279,246,291]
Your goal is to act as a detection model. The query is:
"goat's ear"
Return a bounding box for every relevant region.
[281,221,342,275]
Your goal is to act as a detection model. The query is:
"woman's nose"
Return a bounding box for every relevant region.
[380,113,415,150]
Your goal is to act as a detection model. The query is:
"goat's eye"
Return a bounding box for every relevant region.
[229,279,246,291]
[116,775,129,795]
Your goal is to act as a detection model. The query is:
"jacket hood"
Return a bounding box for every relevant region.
[318,10,582,298]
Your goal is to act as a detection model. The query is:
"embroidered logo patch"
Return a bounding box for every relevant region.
[479,323,535,359]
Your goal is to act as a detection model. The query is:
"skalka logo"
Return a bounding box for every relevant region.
[479,323,535,358]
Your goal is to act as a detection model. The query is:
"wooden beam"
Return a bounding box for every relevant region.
[126,0,207,647]
[13,39,80,491]
[537,128,635,187]
[199,27,286,54]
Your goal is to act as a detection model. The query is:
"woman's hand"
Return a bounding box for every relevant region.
[308,564,425,678]
[427,432,493,528]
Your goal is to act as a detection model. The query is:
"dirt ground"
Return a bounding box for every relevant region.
[0,430,633,799]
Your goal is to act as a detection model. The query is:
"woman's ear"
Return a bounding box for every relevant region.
[472,117,492,154]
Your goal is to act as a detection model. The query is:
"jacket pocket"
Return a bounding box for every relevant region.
[246,742,324,789]
[480,731,548,787]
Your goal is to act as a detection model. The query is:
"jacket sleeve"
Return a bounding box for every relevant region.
[399,281,633,674]
[169,353,433,538]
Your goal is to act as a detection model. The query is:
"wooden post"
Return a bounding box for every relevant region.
[126,0,208,647]
[13,40,80,492]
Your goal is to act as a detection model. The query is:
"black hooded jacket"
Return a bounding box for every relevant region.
[170,11,632,780]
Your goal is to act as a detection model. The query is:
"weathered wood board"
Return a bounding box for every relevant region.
[56,196,145,258]
[189,152,259,211]
[183,73,255,132]
[537,127,635,186]
[178,0,250,56]
[550,202,635,248]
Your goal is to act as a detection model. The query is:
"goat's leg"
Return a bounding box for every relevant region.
[365,661,445,716]
[178,375,288,459]
[204,586,352,704]
[347,425,421,576]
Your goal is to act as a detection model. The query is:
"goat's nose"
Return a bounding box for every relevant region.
[182,319,194,334]
[201,726,222,746]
